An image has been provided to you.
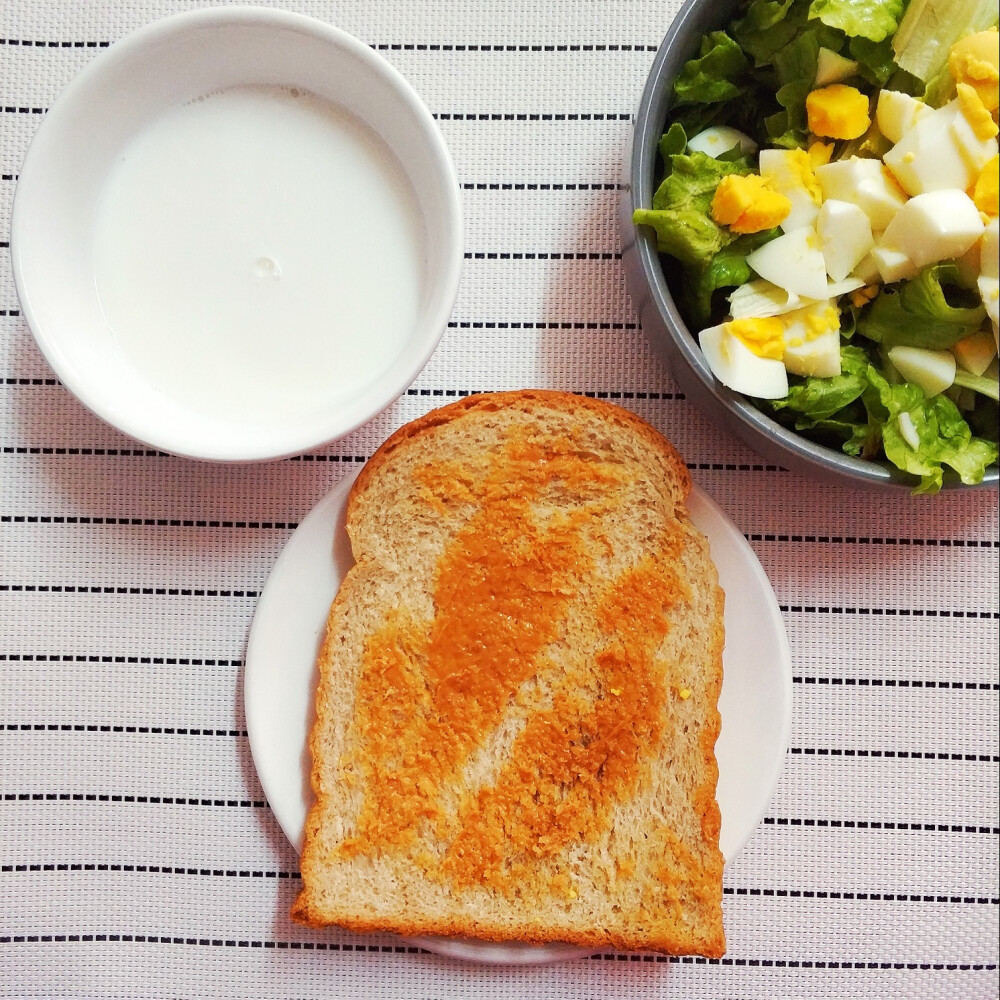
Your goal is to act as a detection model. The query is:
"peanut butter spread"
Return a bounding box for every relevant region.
[338,429,690,891]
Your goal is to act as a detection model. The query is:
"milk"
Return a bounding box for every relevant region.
[92,85,423,426]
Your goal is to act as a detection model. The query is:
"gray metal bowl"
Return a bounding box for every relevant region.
[620,0,998,492]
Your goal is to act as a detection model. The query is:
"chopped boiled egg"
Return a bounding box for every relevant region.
[875,90,930,144]
[884,101,997,196]
[952,328,998,376]
[950,99,1000,172]
[949,28,1000,113]
[728,317,785,359]
[711,174,791,233]
[973,155,999,216]
[815,47,860,87]
[758,149,823,231]
[806,84,871,140]
[807,139,835,167]
[816,199,875,282]
[887,345,957,397]
[699,323,789,398]
[851,253,883,284]
[688,125,758,158]
[781,303,843,377]
[876,189,985,273]
[897,412,921,450]
[815,157,908,232]
[728,280,805,319]
[981,275,1000,345]
[956,83,999,141]
[871,246,918,283]
[745,227,830,300]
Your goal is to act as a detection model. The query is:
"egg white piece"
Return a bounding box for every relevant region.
[871,245,918,283]
[817,199,875,282]
[825,277,866,298]
[815,47,859,86]
[979,277,1000,345]
[981,217,999,281]
[782,325,842,377]
[687,125,758,159]
[746,227,831,300]
[952,329,998,376]
[877,189,985,270]
[897,411,922,450]
[949,106,999,174]
[815,157,908,232]
[875,90,929,144]
[883,102,987,196]
[851,252,883,284]
[758,149,821,232]
[699,324,789,398]
[888,345,957,396]
[728,280,805,319]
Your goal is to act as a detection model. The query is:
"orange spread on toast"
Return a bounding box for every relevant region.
[340,427,690,892]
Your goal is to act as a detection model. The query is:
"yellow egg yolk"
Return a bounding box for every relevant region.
[949,28,1000,113]
[973,154,999,215]
[806,84,871,140]
[807,139,835,167]
[711,174,791,233]
[957,82,999,140]
[785,148,824,203]
[725,317,785,360]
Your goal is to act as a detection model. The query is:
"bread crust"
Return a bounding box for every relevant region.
[291,390,725,957]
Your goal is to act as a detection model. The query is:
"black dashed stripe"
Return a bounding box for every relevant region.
[0,585,258,596]
[2,724,247,736]
[462,181,625,190]
[763,817,999,834]
[2,794,266,806]
[0,654,240,665]
[753,533,999,548]
[464,251,621,260]
[794,676,999,691]
[780,604,998,619]
[788,747,998,763]
[1,515,297,528]
[0,38,109,47]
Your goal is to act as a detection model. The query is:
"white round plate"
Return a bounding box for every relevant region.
[245,468,792,965]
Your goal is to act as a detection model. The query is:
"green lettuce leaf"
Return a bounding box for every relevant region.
[682,229,782,324]
[732,0,806,66]
[769,344,871,420]
[635,152,752,268]
[673,31,750,106]
[658,123,688,169]
[856,264,987,349]
[773,29,822,134]
[953,369,1000,401]
[849,35,900,85]
[867,367,999,492]
[809,0,906,42]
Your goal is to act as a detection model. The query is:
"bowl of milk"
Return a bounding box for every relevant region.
[10,7,462,461]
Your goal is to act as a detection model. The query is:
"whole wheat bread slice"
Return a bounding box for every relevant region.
[291,390,726,956]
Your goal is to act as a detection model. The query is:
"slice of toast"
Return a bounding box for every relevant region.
[291,390,726,957]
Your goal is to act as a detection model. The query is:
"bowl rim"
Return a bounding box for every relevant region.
[625,0,998,492]
[10,6,464,463]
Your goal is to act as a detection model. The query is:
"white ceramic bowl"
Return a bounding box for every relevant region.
[11,7,462,462]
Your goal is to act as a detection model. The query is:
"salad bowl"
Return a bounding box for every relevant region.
[621,0,999,492]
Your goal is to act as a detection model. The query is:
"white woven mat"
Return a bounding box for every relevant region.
[1,1,998,998]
